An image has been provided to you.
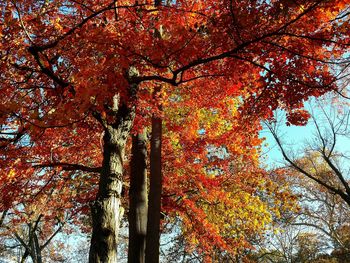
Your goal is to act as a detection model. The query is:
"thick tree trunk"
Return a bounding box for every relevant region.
[89,97,136,262]
[145,114,162,263]
[128,130,148,263]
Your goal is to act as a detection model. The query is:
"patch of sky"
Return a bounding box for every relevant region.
[206,144,229,160]
[59,2,77,16]
[197,128,205,136]
[260,95,350,169]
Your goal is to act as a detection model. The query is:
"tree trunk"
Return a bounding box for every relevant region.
[33,233,42,263]
[29,223,38,263]
[145,110,162,263]
[89,99,135,263]
[0,210,7,227]
[20,250,29,263]
[128,130,148,263]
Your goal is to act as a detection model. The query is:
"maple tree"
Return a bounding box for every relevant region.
[1,0,350,262]
[157,88,299,261]
[122,95,297,262]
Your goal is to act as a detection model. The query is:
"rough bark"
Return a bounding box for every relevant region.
[89,97,136,263]
[145,109,162,263]
[128,130,148,263]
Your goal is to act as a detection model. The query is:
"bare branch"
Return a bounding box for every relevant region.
[265,121,350,204]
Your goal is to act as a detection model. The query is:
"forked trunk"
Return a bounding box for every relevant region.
[128,131,148,263]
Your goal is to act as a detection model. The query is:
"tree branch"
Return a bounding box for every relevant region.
[34,162,102,173]
[40,220,64,250]
[266,122,350,203]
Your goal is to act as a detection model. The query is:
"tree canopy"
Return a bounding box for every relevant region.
[1,0,349,262]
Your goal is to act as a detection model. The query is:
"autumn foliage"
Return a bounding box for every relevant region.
[1,0,349,262]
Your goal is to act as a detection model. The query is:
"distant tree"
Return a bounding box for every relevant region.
[0,163,92,263]
[263,99,350,262]
[267,100,350,207]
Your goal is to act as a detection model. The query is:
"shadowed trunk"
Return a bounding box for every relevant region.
[89,95,136,262]
[145,89,162,263]
[128,130,148,263]
[33,233,42,263]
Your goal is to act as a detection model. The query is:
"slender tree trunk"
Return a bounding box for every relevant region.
[33,233,42,263]
[0,210,7,227]
[20,250,29,263]
[128,130,148,263]
[145,90,162,263]
[89,96,136,262]
[28,224,38,263]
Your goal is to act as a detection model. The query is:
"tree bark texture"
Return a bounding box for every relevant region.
[128,131,148,263]
[145,114,162,263]
[89,101,135,263]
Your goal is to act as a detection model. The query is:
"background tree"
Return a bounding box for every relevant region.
[260,97,350,262]
[267,98,350,207]
[0,167,92,263]
[251,169,350,263]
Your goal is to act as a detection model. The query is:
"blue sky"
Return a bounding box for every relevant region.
[260,96,350,168]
